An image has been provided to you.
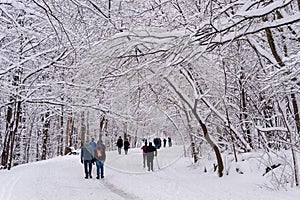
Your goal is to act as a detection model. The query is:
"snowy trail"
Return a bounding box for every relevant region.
[0,145,300,200]
[0,156,127,200]
[0,146,183,200]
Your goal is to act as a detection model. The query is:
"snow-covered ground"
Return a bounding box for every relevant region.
[0,145,299,200]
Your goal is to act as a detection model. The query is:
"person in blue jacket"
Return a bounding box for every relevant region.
[81,142,94,179]
[90,138,96,150]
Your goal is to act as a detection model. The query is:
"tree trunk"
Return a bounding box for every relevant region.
[70,117,74,147]
[99,115,106,142]
[278,100,299,187]
[8,101,22,169]
[64,113,71,155]
[264,15,300,139]
[59,105,64,156]
[192,108,224,177]
[239,65,253,150]
[80,111,86,147]
[41,112,50,160]
[164,76,224,177]
[291,94,300,136]
[1,105,13,168]
[183,109,197,163]
[291,146,299,186]
[25,118,34,163]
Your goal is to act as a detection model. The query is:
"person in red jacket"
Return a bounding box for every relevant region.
[94,140,106,179]
[141,142,148,168]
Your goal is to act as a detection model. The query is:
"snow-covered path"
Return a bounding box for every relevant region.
[0,155,126,200]
[0,145,300,200]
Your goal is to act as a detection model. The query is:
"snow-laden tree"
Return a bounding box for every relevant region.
[75,26,226,176]
[0,0,299,186]
[75,0,300,180]
[193,0,300,184]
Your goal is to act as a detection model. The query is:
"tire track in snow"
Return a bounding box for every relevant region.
[102,180,142,200]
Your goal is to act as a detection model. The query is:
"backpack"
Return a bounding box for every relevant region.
[96,147,103,158]
[142,146,147,153]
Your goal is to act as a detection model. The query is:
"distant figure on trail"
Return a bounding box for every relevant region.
[94,140,106,179]
[90,138,96,150]
[116,136,123,154]
[157,138,161,149]
[168,137,172,147]
[141,142,148,168]
[146,142,157,171]
[153,138,162,149]
[124,138,130,155]
[163,138,167,148]
[81,142,94,179]
[142,138,147,146]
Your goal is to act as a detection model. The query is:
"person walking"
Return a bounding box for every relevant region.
[116,136,123,154]
[94,140,106,179]
[90,138,96,150]
[168,137,172,147]
[146,142,157,171]
[81,142,94,179]
[141,142,147,168]
[124,138,130,155]
[163,138,167,148]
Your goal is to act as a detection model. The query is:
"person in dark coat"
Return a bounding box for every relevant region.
[124,138,130,155]
[168,137,172,147]
[163,138,167,148]
[116,136,123,154]
[94,140,106,179]
[146,142,157,171]
[81,142,94,179]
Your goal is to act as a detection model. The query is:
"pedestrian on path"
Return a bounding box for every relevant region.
[141,142,147,168]
[94,140,106,179]
[116,136,123,155]
[163,138,167,148]
[90,138,96,150]
[81,142,94,179]
[124,138,130,155]
[146,142,157,171]
[168,137,172,147]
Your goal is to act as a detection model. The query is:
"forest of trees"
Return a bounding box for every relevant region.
[0,0,299,186]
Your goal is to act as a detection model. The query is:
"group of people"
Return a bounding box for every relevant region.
[115,136,160,171]
[153,137,172,149]
[116,136,173,171]
[80,136,172,177]
[116,136,130,155]
[80,138,106,179]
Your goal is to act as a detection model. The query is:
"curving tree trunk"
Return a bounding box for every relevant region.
[192,107,224,177]
[164,77,224,177]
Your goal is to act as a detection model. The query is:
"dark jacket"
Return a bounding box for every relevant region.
[146,143,157,157]
[124,140,130,150]
[117,138,123,148]
[94,142,106,161]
